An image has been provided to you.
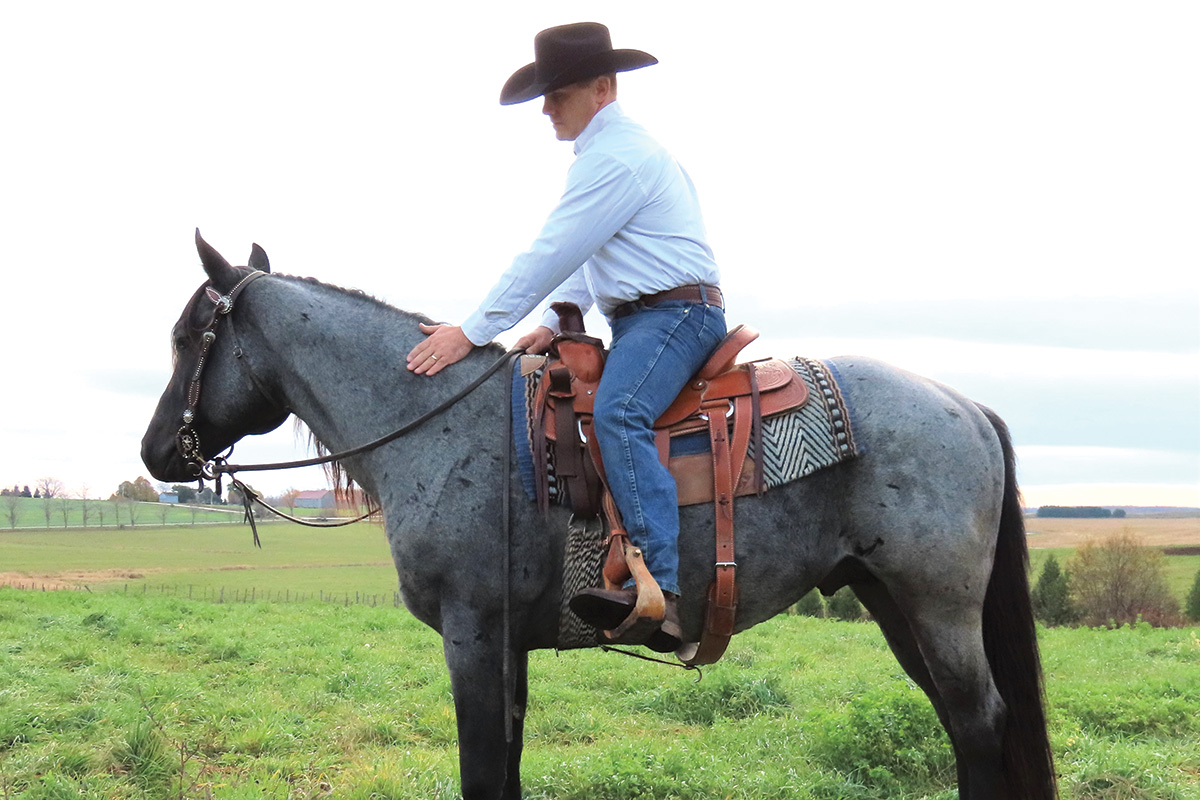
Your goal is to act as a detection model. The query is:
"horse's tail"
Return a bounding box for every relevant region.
[977,404,1058,800]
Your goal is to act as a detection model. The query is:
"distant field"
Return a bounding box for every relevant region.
[0,522,397,598]
[1025,515,1200,549]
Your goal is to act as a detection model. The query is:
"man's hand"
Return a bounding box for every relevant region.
[406,324,475,376]
[514,325,555,355]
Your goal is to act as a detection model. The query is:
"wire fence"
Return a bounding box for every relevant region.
[1,581,403,608]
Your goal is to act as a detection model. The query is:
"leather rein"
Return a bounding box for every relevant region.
[176,269,523,542]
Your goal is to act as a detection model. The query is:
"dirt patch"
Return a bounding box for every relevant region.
[0,569,150,590]
[1026,517,1200,549]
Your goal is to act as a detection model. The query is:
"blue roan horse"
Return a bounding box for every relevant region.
[142,233,1056,800]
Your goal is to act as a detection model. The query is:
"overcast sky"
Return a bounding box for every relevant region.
[1,1,1197,509]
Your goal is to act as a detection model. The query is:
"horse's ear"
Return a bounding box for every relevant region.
[248,243,271,273]
[195,228,239,290]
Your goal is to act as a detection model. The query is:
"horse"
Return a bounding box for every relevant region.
[141,232,1056,800]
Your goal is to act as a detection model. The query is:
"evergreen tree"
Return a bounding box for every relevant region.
[1186,568,1200,623]
[1032,555,1077,626]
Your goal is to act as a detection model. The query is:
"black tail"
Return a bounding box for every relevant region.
[978,405,1057,799]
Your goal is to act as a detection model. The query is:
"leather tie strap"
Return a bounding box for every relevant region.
[683,400,739,665]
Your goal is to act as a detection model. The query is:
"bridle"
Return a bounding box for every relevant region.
[176,268,270,478]
[174,267,522,540]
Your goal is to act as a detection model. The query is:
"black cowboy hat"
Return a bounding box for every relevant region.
[500,22,658,106]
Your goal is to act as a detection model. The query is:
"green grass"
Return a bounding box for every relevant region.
[0,590,1196,799]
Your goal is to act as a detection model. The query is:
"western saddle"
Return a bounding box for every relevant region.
[531,303,810,664]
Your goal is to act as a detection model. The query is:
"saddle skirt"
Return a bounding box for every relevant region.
[512,350,858,509]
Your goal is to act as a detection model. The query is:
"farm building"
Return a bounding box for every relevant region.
[295,490,336,509]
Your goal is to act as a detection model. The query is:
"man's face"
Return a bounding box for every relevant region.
[542,79,602,141]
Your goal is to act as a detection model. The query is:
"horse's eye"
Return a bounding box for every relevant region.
[174,335,189,353]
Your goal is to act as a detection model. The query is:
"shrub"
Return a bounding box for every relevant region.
[1067,531,1180,627]
[809,684,954,792]
[827,587,864,622]
[1031,555,1077,626]
[1186,568,1200,623]
[793,590,824,617]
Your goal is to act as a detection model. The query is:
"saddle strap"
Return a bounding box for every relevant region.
[550,366,601,517]
[683,398,741,665]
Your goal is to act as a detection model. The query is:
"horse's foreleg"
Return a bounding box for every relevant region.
[442,608,526,800]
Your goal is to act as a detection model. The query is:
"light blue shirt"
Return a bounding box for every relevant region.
[461,102,720,345]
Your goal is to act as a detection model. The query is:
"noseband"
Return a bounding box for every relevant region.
[176,269,270,478]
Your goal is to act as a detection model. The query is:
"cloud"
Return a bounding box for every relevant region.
[732,294,1199,354]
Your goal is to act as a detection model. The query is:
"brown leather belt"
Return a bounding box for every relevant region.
[611,284,723,319]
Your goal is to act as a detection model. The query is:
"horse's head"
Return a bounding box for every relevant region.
[141,231,290,482]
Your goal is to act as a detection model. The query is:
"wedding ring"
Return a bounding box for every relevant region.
[430,354,439,361]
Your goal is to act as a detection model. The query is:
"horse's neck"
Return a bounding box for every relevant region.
[248,277,499,492]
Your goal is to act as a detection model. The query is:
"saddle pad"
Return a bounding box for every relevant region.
[512,355,858,505]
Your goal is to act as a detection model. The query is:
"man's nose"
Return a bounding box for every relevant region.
[542,97,552,115]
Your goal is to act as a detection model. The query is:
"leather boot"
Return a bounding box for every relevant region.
[645,592,682,653]
[569,587,683,652]
[569,586,639,632]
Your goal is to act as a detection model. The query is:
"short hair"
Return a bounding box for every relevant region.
[574,72,617,92]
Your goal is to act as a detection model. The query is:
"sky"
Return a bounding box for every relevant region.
[1,1,1197,509]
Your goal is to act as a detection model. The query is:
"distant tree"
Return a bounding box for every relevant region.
[197,487,218,505]
[77,485,91,528]
[3,494,19,529]
[42,494,53,527]
[1068,531,1180,627]
[280,488,301,514]
[1037,506,1113,519]
[828,587,864,622]
[1032,555,1077,626]
[1113,509,1127,519]
[36,477,65,500]
[56,498,71,528]
[96,501,106,528]
[113,477,158,503]
[159,502,171,525]
[1186,569,1200,623]
[21,485,32,498]
[0,488,9,496]
[171,484,197,504]
[34,489,41,499]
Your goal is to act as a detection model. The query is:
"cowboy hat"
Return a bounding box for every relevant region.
[500,22,657,106]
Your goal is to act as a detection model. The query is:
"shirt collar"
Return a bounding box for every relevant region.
[573,101,623,156]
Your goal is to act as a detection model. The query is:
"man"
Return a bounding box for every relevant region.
[406,22,724,652]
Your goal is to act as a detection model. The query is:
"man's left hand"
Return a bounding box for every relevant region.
[406,323,475,376]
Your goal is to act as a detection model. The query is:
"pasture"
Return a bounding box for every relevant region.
[1,515,1198,798]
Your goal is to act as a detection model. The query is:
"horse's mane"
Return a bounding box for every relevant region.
[274,273,507,511]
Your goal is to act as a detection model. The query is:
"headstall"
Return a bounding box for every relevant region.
[175,269,269,481]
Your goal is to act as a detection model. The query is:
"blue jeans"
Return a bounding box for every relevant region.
[594,299,727,596]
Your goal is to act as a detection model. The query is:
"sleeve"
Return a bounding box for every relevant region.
[459,151,647,345]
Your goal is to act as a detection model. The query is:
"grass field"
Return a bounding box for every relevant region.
[0,589,1197,799]
[1,514,1198,797]
[0,496,363,533]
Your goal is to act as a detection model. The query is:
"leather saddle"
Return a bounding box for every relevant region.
[530,303,810,664]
